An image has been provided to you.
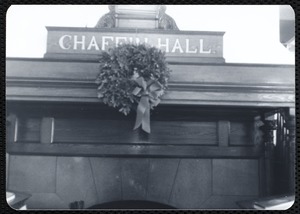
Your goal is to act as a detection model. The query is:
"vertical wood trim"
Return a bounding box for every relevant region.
[6,114,19,143]
[287,107,295,194]
[6,153,9,188]
[120,158,123,200]
[218,121,229,147]
[145,159,150,200]
[41,117,55,144]
[13,117,19,142]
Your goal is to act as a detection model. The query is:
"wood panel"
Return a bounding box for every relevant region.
[212,159,259,196]
[8,155,56,193]
[89,158,122,203]
[54,118,217,145]
[229,121,254,146]
[56,157,98,208]
[149,121,217,145]
[146,159,180,204]
[169,159,212,208]
[18,118,40,142]
[218,121,229,147]
[54,119,138,144]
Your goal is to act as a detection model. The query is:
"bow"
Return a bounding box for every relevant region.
[132,76,163,133]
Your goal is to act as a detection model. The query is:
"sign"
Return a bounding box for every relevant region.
[45,27,225,62]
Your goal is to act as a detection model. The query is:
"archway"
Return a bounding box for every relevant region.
[88,200,176,209]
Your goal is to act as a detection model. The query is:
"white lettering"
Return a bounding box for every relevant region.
[116,37,127,47]
[59,35,72,50]
[171,39,184,53]
[102,36,114,50]
[87,36,100,50]
[185,39,197,53]
[144,38,149,44]
[135,38,140,45]
[158,38,169,53]
[199,39,211,54]
[74,35,86,50]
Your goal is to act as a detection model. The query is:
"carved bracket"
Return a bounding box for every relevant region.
[260,120,277,146]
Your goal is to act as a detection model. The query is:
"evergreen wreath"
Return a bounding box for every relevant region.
[96,43,171,133]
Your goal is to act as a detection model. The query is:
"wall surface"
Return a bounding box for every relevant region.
[8,155,259,209]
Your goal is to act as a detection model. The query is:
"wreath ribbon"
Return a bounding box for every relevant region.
[132,77,163,133]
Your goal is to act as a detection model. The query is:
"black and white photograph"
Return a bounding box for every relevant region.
[5,5,295,210]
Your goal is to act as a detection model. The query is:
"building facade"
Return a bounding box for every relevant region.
[6,5,295,209]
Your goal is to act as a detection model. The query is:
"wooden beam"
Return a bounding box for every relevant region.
[40,117,55,144]
[7,143,263,159]
[218,121,230,147]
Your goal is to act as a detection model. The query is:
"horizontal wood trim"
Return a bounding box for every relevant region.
[6,59,294,107]
[6,78,295,93]
[6,57,295,67]
[7,95,294,108]
[44,53,226,63]
[6,101,264,119]
[45,26,226,36]
[6,86,295,107]
[6,143,263,158]
[6,60,295,85]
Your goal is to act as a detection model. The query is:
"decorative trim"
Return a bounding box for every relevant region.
[46,26,225,36]
[158,6,179,30]
[95,5,116,28]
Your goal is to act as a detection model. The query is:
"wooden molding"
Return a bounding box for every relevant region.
[6,59,295,107]
[7,142,263,158]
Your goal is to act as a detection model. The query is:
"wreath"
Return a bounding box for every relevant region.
[96,43,171,133]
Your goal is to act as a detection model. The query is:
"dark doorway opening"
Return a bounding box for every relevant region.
[88,200,176,209]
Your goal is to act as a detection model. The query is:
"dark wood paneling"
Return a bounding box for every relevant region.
[89,158,122,203]
[7,143,263,158]
[54,118,217,145]
[230,121,254,146]
[54,119,138,144]
[149,121,217,145]
[7,101,263,121]
[218,121,229,147]
[212,159,259,196]
[147,159,180,204]
[40,117,54,144]
[18,118,40,143]
[56,157,98,208]
[8,155,56,193]
[169,159,212,208]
